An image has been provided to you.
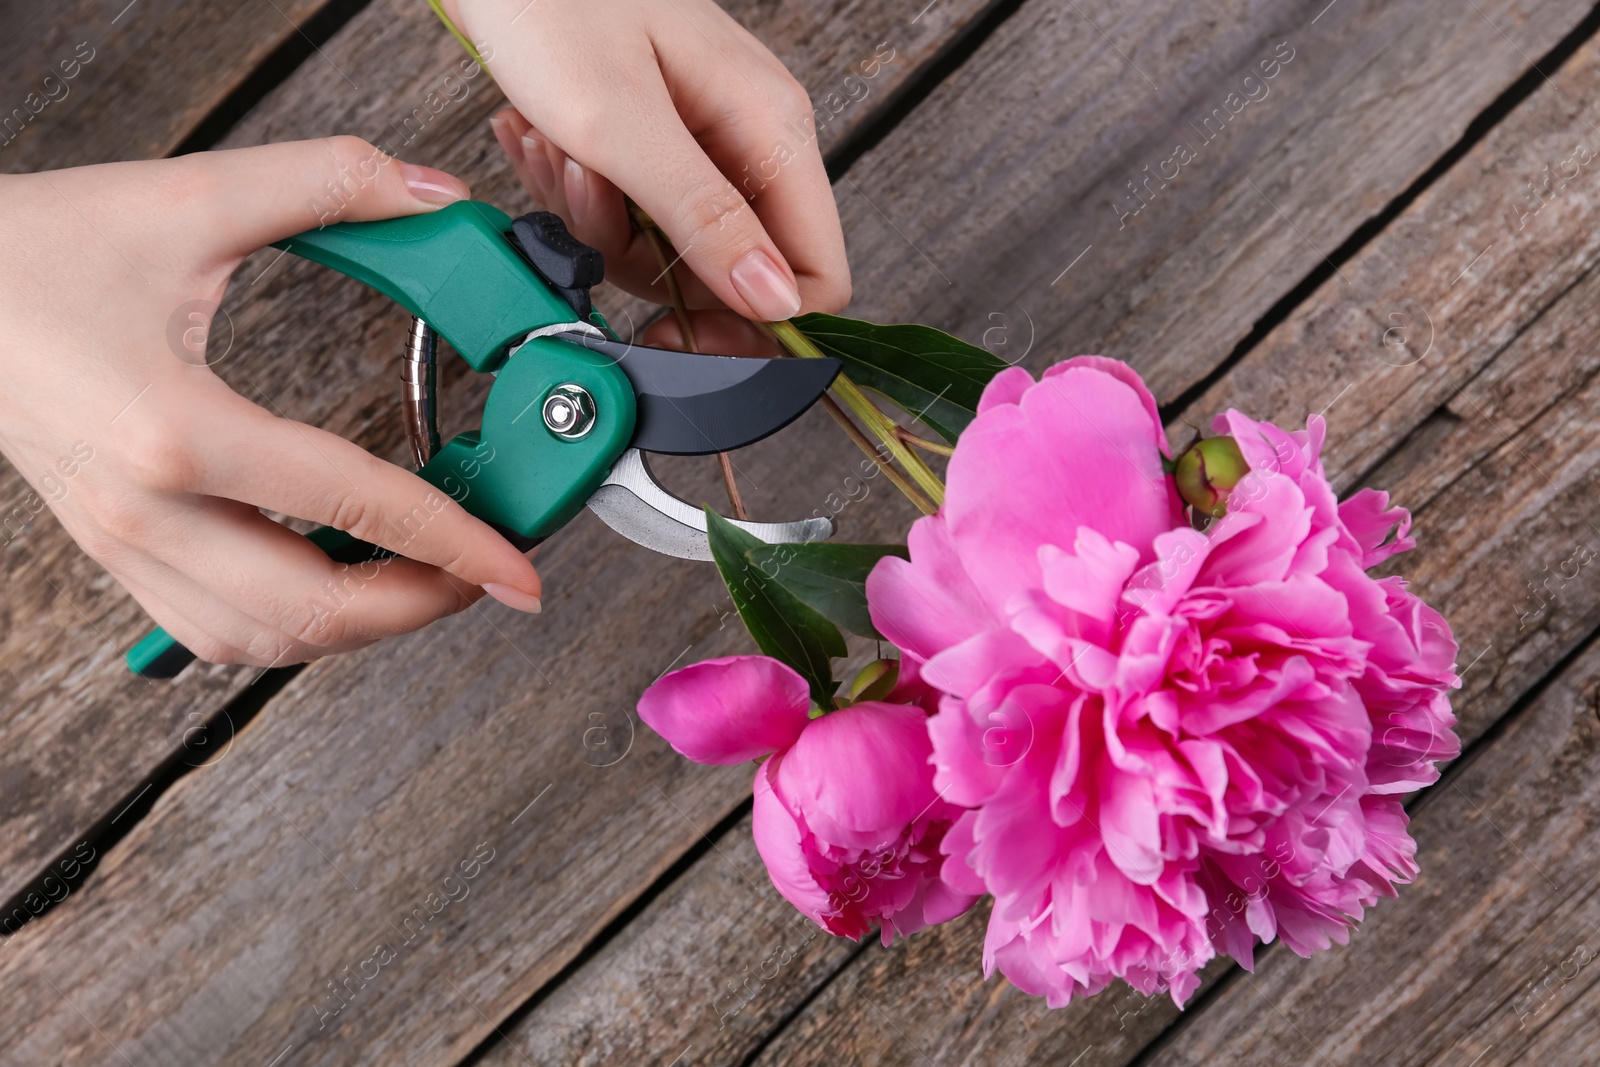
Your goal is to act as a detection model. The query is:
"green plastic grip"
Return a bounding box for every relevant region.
[127,202,635,678]
[416,335,634,539]
[278,201,578,372]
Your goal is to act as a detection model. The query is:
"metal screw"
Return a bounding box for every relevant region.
[543,383,596,440]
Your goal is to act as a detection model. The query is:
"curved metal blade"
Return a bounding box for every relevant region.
[558,332,840,455]
[587,449,834,560]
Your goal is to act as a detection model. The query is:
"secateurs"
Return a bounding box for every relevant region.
[126,202,840,678]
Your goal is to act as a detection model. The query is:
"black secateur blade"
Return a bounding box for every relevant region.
[511,212,840,455]
[564,334,841,456]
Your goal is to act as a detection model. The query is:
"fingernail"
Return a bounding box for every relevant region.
[521,133,556,192]
[482,583,542,614]
[563,156,589,227]
[400,162,470,206]
[730,248,803,321]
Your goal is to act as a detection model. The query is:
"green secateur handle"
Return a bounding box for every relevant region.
[126,202,636,678]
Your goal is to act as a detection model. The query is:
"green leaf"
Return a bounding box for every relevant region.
[792,312,1010,444]
[705,509,846,708]
[745,542,908,640]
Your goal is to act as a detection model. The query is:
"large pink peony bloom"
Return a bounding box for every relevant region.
[867,357,1460,1007]
[638,655,978,943]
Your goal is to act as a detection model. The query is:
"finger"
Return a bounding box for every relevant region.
[140,497,491,653]
[541,148,729,309]
[54,493,286,664]
[180,137,473,262]
[488,116,720,308]
[112,556,276,667]
[649,18,852,314]
[641,309,780,358]
[148,380,543,610]
[525,122,571,218]
[540,61,805,323]
[489,108,736,310]
[491,109,544,206]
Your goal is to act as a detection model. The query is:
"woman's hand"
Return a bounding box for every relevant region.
[0,139,545,668]
[449,0,852,327]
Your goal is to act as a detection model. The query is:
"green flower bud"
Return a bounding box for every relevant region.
[1174,436,1249,518]
[848,658,900,703]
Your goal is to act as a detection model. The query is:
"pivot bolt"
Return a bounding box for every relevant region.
[542,383,596,440]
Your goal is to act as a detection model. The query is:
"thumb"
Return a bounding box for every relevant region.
[185,137,471,261]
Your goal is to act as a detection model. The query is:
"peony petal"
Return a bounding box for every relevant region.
[946,363,1183,615]
[638,655,811,765]
[750,758,835,928]
[1043,356,1171,456]
[774,703,939,851]
[1040,528,1142,630]
[977,364,1036,413]
[1339,488,1416,567]
[867,515,994,662]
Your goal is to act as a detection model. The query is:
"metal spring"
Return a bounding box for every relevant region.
[401,316,440,470]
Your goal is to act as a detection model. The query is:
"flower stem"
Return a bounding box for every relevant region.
[630,202,698,352]
[629,200,746,518]
[716,453,748,520]
[819,395,935,514]
[766,320,947,507]
[894,426,956,457]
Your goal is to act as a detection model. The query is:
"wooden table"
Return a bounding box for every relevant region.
[3,1,1599,1063]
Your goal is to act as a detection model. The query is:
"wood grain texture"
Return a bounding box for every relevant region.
[6,0,1597,1064]
[0,0,992,911]
[478,812,866,1067]
[830,0,1591,407]
[498,11,1600,1067]
[0,0,329,172]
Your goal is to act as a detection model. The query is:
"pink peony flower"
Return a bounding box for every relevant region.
[638,655,978,943]
[866,357,1460,1007]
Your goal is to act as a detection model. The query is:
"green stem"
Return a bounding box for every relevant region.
[895,426,956,457]
[766,321,947,507]
[819,395,935,514]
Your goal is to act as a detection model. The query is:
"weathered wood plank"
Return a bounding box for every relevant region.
[0,0,330,172]
[7,0,1595,1062]
[0,0,994,912]
[478,811,865,1067]
[832,0,1591,407]
[504,13,1600,1067]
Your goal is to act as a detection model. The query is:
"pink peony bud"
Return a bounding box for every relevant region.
[1174,434,1249,517]
[753,701,977,944]
[638,655,976,944]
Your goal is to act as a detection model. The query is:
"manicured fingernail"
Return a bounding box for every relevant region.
[730,248,803,321]
[482,583,542,614]
[400,162,469,206]
[563,157,589,227]
[521,133,556,193]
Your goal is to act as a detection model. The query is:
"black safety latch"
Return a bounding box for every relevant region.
[511,211,604,323]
